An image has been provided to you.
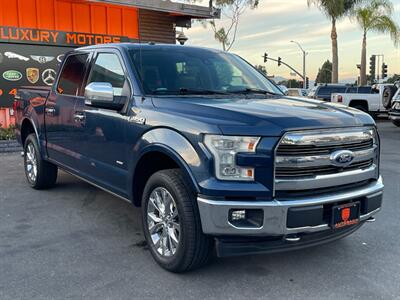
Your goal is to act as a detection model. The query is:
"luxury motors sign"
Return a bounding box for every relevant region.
[0,27,136,107]
[0,26,133,47]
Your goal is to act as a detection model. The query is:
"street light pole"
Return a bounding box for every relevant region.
[290,40,307,89]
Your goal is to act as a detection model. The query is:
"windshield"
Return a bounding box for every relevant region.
[129,47,282,96]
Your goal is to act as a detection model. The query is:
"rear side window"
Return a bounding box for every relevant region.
[57,54,89,96]
[318,87,333,95]
[358,87,372,94]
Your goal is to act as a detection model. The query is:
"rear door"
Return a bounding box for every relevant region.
[74,50,131,196]
[45,53,90,168]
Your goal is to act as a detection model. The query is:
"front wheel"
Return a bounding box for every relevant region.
[141,169,213,272]
[24,133,58,189]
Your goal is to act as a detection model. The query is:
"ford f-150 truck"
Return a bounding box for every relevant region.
[14,43,384,272]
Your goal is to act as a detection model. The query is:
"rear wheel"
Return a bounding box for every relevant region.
[141,169,213,272]
[24,134,58,189]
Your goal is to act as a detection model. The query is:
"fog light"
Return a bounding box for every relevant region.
[231,210,246,221]
[229,209,264,228]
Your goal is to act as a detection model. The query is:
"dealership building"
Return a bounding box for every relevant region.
[0,0,218,128]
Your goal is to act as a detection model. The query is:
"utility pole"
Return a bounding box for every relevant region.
[290,40,307,89]
[374,54,384,83]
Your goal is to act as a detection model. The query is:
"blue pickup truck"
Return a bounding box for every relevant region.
[14,43,384,272]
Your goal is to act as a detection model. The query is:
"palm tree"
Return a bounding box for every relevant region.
[308,0,362,83]
[352,0,399,85]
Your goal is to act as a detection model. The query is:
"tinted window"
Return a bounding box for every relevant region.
[347,87,358,93]
[57,54,88,96]
[87,53,127,96]
[129,47,282,96]
[318,87,333,95]
[358,87,372,94]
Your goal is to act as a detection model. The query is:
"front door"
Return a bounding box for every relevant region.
[74,51,131,197]
[45,53,90,169]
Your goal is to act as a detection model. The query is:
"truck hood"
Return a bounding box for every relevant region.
[152,96,375,136]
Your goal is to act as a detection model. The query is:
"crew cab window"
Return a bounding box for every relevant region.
[87,53,127,96]
[57,54,89,96]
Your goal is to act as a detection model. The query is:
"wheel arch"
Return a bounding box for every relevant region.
[20,117,39,147]
[349,99,369,111]
[130,128,204,207]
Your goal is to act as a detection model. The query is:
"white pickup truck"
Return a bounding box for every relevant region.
[331,84,398,117]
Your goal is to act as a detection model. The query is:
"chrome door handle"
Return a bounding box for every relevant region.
[45,107,55,114]
[73,113,86,122]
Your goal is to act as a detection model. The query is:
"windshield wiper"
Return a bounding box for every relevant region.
[152,88,228,95]
[228,88,280,96]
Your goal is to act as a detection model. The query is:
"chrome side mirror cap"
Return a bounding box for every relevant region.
[84,82,114,105]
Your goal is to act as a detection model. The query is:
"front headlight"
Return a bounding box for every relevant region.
[204,135,260,181]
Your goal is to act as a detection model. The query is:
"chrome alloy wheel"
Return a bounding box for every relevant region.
[25,143,37,182]
[147,187,180,257]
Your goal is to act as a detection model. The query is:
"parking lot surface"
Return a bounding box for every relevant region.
[0,121,399,300]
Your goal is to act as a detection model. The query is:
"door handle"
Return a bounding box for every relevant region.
[73,112,86,123]
[45,107,56,114]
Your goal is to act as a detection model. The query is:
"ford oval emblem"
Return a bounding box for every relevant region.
[330,150,355,167]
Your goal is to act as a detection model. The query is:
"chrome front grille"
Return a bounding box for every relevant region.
[276,139,373,156]
[274,127,379,193]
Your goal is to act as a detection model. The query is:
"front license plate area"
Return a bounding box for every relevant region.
[332,202,360,229]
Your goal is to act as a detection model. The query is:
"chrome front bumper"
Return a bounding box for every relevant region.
[197,177,383,236]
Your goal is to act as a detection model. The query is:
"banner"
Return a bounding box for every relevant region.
[0,26,133,47]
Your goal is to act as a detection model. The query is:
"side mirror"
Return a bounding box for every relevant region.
[84,82,126,111]
[85,82,114,105]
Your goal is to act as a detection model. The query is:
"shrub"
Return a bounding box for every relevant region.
[0,125,16,140]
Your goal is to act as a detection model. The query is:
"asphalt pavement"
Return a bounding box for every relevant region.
[0,121,399,300]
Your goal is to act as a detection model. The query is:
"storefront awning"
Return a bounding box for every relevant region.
[88,0,220,19]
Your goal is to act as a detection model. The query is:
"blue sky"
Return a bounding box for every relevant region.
[183,0,400,83]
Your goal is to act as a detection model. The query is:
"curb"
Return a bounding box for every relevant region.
[0,140,22,153]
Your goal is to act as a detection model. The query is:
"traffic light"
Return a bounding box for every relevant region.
[263,53,268,63]
[306,77,309,89]
[382,63,388,79]
[369,55,376,79]
[278,57,282,67]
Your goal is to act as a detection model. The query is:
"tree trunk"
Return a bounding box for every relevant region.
[360,31,367,85]
[331,19,339,83]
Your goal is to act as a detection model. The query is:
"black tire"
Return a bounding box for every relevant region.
[141,169,213,273]
[392,119,400,127]
[24,133,58,189]
[382,86,398,109]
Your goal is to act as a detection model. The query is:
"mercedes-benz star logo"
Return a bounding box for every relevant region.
[42,69,56,86]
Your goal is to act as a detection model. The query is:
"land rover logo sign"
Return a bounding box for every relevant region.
[330,150,355,167]
[3,70,22,81]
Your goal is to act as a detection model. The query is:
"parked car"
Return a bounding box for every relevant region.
[331,84,397,116]
[14,44,383,272]
[308,84,348,101]
[389,88,400,127]
[287,88,308,97]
